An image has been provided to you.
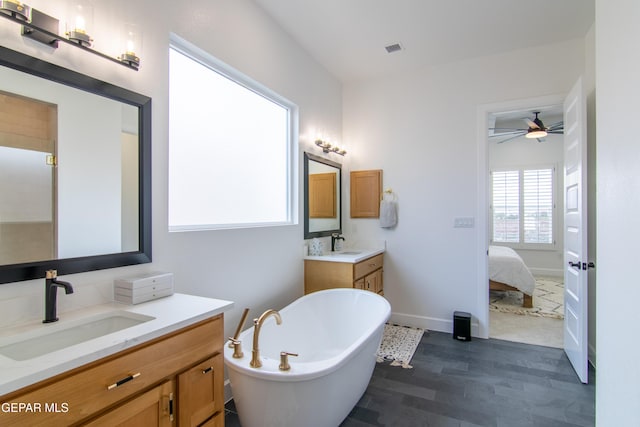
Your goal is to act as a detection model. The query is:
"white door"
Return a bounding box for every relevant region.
[563,77,589,383]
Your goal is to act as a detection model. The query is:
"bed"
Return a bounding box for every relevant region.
[488,245,536,308]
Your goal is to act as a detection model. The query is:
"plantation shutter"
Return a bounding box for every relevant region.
[523,168,554,244]
[492,170,520,243]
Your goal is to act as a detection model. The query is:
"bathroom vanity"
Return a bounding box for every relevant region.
[0,294,232,426]
[304,249,384,295]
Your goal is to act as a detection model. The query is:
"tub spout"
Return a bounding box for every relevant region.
[250,309,282,368]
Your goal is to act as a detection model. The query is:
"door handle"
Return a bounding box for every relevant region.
[568,261,596,270]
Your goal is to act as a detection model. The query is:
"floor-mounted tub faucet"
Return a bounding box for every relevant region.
[43,270,74,323]
[331,233,345,252]
[250,309,282,368]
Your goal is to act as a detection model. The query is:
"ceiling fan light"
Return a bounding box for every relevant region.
[526,129,548,139]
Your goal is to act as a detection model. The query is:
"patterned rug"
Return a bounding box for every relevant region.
[376,323,424,369]
[490,277,564,319]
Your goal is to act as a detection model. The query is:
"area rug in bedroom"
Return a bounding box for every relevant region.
[376,323,424,369]
[490,277,564,319]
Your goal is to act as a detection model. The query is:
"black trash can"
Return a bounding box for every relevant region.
[453,311,471,341]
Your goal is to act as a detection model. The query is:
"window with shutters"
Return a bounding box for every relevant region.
[491,166,555,248]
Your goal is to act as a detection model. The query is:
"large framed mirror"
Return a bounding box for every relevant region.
[304,152,341,239]
[0,46,151,285]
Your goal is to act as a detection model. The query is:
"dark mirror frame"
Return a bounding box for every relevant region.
[304,152,342,239]
[0,46,152,285]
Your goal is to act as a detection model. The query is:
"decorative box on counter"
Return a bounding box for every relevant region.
[114,272,174,305]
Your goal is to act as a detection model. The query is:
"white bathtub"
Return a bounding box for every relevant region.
[224,288,391,427]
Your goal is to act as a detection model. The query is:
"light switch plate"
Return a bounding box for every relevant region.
[454,217,475,228]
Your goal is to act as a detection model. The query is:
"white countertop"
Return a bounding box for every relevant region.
[0,293,233,396]
[304,248,384,264]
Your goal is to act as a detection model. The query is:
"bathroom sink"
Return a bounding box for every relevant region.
[323,251,362,256]
[0,311,155,361]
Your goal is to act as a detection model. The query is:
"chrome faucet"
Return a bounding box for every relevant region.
[331,233,345,252]
[43,270,74,323]
[250,309,282,368]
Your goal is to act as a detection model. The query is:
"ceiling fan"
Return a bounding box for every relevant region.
[489,111,564,144]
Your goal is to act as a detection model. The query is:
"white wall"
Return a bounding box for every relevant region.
[343,38,587,336]
[0,0,342,341]
[595,0,640,423]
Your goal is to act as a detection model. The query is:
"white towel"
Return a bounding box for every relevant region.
[379,200,397,228]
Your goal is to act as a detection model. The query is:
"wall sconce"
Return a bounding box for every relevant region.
[65,2,93,47]
[119,23,141,69]
[0,1,30,22]
[0,1,140,70]
[315,139,347,156]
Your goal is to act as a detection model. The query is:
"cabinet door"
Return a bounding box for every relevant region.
[177,353,224,427]
[354,277,365,290]
[365,269,383,294]
[83,381,173,427]
[199,413,224,427]
[350,170,382,218]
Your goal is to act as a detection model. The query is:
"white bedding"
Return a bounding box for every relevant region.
[488,245,536,295]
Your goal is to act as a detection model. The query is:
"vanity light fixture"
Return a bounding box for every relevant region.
[0,1,140,70]
[65,2,93,47]
[315,139,347,156]
[119,23,141,69]
[0,0,30,22]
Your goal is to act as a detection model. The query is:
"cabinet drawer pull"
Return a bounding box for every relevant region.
[369,263,377,267]
[107,372,141,390]
[202,366,213,374]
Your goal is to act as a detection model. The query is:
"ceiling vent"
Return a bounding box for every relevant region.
[384,43,403,53]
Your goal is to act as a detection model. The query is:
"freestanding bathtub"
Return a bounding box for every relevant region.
[224,288,391,427]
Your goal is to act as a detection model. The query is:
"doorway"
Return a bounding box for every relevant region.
[0,91,57,264]
[487,103,565,347]
[478,82,593,383]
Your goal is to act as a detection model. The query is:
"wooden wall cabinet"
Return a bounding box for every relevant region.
[304,253,384,295]
[0,315,225,427]
[350,170,382,218]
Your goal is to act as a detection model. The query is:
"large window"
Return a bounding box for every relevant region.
[491,166,555,247]
[168,39,297,231]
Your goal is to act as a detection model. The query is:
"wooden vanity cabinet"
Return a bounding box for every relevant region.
[83,381,174,427]
[304,253,384,295]
[0,315,225,427]
[177,353,224,427]
[354,267,383,294]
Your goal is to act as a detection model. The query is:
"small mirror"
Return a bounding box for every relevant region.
[304,152,341,238]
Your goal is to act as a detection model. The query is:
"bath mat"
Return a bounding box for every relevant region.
[376,323,424,369]
[490,277,564,319]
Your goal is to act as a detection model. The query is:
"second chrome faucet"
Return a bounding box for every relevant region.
[250,309,282,368]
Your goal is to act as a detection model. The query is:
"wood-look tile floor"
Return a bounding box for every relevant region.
[224,330,595,427]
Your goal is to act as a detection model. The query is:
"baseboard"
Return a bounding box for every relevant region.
[390,311,481,338]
